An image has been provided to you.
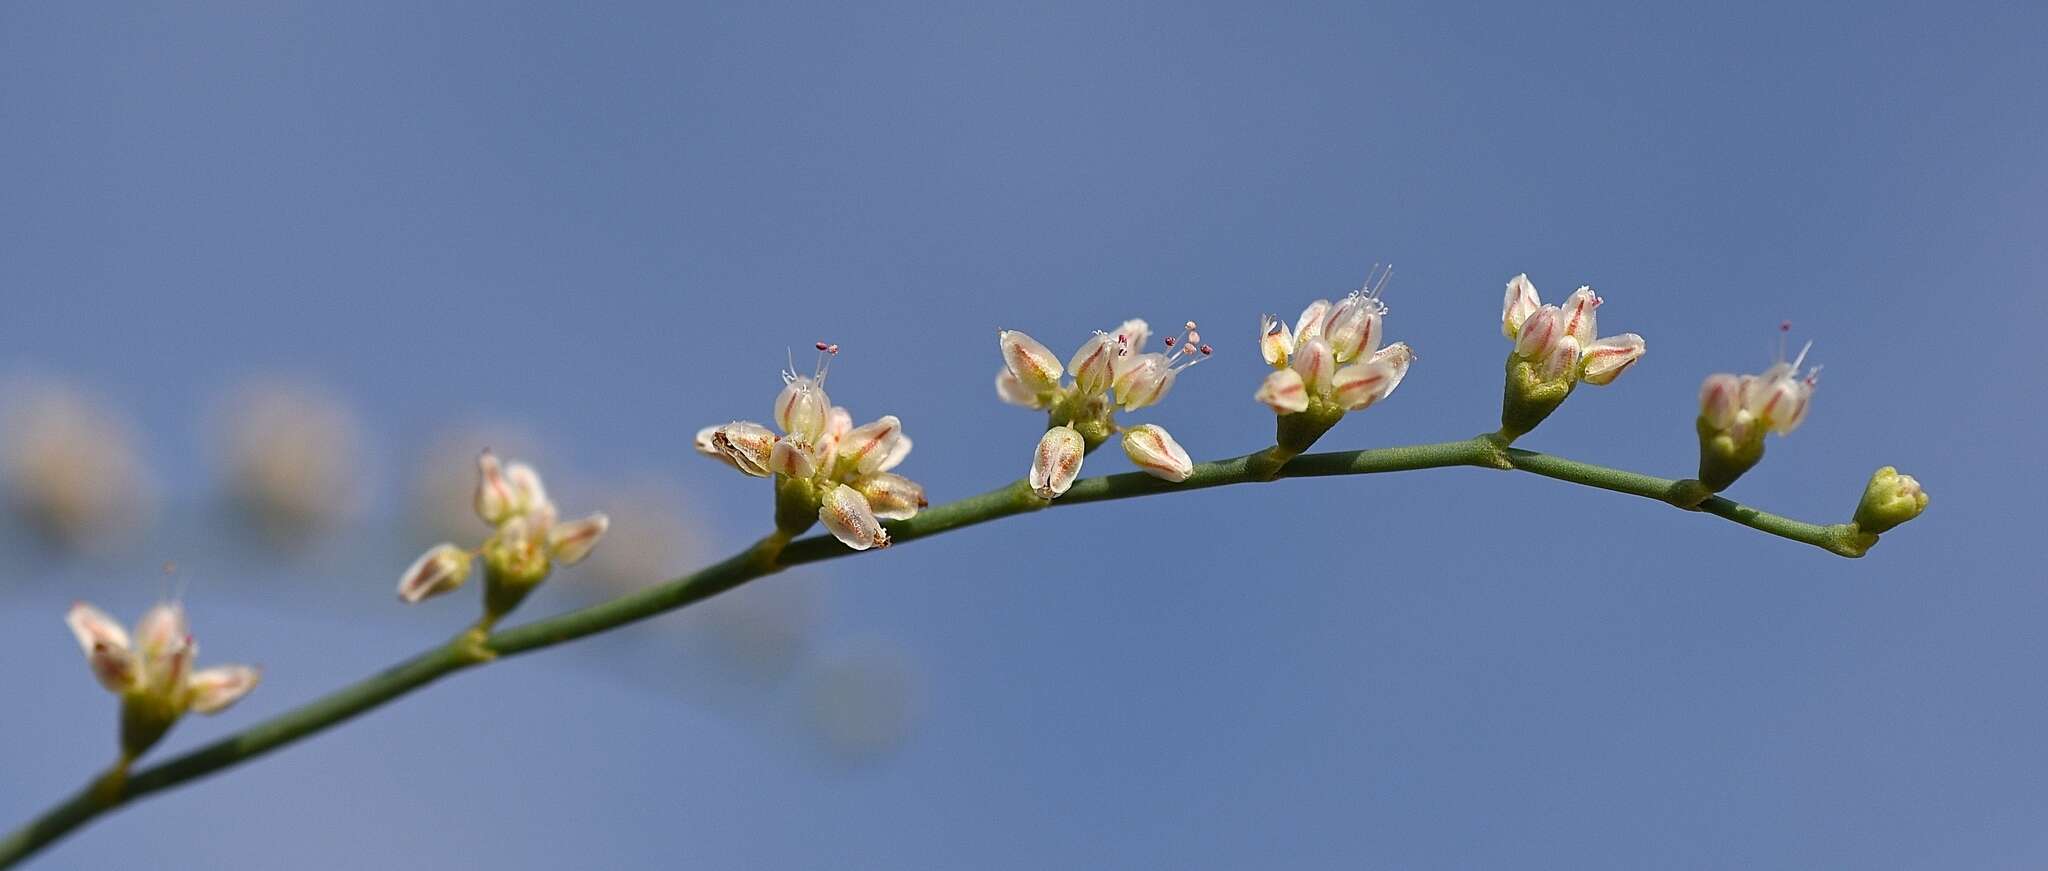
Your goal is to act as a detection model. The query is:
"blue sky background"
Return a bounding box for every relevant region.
[2,1,2043,868]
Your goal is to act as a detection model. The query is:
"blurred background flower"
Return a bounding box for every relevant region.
[1,378,152,555]
[213,380,364,551]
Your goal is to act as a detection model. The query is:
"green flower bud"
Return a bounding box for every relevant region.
[1695,412,1766,492]
[1852,466,1928,534]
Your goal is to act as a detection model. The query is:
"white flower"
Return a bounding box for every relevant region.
[995,319,1209,414]
[1256,268,1414,415]
[66,600,261,755]
[1700,326,1820,442]
[404,451,609,612]
[1501,275,1645,385]
[697,345,925,551]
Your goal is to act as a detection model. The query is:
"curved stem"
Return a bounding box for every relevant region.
[0,437,1866,867]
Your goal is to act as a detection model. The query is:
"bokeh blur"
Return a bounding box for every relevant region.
[1,2,2042,868]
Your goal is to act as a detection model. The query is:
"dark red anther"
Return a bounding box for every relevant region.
[1163,336,1177,347]
[1199,344,1213,355]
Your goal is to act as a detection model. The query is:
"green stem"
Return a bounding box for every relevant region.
[0,437,1868,867]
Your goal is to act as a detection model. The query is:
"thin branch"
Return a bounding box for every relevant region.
[0,437,1871,867]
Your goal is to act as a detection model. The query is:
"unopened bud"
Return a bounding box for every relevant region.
[1030,425,1086,499]
[1121,424,1193,482]
[1853,466,1928,534]
[398,543,474,603]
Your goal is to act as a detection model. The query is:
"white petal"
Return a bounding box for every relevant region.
[67,602,137,692]
[818,484,888,550]
[858,472,927,520]
[1293,299,1333,345]
[1367,343,1416,400]
[397,543,474,603]
[548,513,610,565]
[474,449,515,524]
[1580,333,1645,386]
[1559,287,1600,347]
[998,330,1064,392]
[1121,424,1193,482]
[1254,368,1309,414]
[1502,273,1541,337]
[1290,337,1336,394]
[187,665,261,715]
[995,368,1042,408]
[1029,426,1086,499]
[1698,374,1743,430]
[769,439,816,478]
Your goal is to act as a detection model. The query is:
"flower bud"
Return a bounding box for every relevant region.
[547,512,610,565]
[1068,332,1118,395]
[1120,424,1193,482]
[1580,333,1645,386]
[858,472,927,520]
[769,439,816,478]
[1290,337,1337,394]
[1259,314,1293,367]
[1852,466,1928,534]
[711,421,777,477]
[999,329,1063,394]
[1324,296,1383,362]
[775,377,832,444]
[1030,425,1086,499]
[1254,368,1309,414]
[186,665,261,715]
[398,543,474,603]
[1501,273,1540,337]
[474,450,515,524]
[819,483,889,550]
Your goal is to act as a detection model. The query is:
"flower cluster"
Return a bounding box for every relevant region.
[66,601,260,759]
[1496,273,1645,440]
[1253,268,1416,439]
[999,320,1207,498]
[1693,324,1821,491]
[697,345,925,550]
[399,451,610,622]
